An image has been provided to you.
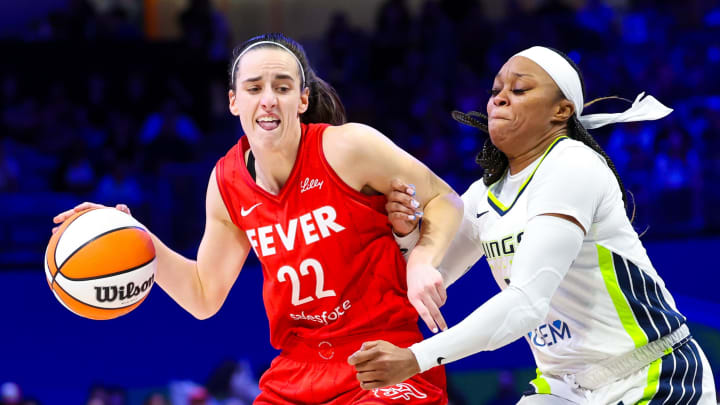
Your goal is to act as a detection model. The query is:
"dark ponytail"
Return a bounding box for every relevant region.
[452,48,630,211]
[228,33,346,126]
[303,72,346,126]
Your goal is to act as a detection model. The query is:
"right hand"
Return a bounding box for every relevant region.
[407,261,447,333]
[348,340,421,389]
[386,179,421,237]
[52,202,132,233]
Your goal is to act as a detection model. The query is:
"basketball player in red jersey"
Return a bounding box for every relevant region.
[53,33,462,403]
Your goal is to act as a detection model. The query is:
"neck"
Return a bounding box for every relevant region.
[249,122,303,194]
[507,128,567,175]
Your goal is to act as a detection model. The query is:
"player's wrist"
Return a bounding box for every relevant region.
[392,228,413,238]
[406,246,438,271]
[393,226,420,258]
[408,342,436,373]
[393,224,419,239]
[405,348,422,375]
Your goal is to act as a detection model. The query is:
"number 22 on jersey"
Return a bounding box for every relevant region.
[277,258,336,306]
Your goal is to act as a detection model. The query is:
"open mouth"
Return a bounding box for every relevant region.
[257,116,281,131]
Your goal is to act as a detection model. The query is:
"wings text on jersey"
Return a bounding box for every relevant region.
[482,231,524,260]
[245,205,346,257]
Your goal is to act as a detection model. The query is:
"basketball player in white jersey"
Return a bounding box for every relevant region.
[348,46,717,404]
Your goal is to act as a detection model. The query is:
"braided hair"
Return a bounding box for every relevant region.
[453,48,630,211]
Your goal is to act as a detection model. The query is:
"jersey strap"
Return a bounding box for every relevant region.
[487,136,568,216]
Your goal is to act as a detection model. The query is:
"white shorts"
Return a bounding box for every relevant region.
[519,338,716,405]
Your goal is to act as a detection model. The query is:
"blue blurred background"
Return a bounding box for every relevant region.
[1,0,719,404]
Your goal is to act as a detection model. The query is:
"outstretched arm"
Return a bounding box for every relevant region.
[349,214,584,388]
[153,168,251,318]
[53,169,251,319]
[351,145,608,388]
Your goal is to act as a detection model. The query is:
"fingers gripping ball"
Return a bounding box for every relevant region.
[44,207,156,320]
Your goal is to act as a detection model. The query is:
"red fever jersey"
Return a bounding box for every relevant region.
[215,123,419,350]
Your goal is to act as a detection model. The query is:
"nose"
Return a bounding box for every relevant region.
[260,86,277,110]
[493,89,509,107]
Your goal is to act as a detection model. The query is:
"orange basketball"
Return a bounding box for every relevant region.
[44,207,157,320]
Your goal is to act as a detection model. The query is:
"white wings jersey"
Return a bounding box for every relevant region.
[461,137,686,376]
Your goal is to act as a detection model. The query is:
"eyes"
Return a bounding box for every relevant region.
[489,88,528,96]
[246,85,292,94]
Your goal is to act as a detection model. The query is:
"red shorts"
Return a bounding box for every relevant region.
[255,326,448,404]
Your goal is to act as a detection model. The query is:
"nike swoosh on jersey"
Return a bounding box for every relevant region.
[436,356,445,365]
[476,211,489,218]
[240,203,263,216]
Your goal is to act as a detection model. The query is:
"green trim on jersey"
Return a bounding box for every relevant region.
[530,369,552,394]
[487,136,568,216]
[597,244,649,348]
[637,357,663,405]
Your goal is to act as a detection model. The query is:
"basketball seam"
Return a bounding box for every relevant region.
[55,225,147,279]
[58,256,156,281]
[52,279,148,311]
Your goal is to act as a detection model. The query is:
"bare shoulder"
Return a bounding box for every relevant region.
[324,122,382,146]
[323,123,387,191]
[324,122,391,160]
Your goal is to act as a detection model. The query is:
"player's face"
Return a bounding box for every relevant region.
[229,48,309,148]
[486,56,566,157]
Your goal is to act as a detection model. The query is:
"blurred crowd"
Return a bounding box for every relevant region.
[1,0,719,261]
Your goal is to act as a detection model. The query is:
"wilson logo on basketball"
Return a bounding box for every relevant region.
[95,274,155,303]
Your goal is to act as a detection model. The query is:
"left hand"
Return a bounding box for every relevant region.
[386,179,421,236]
[347,340,421,390]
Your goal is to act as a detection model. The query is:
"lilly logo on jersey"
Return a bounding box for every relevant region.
[300,177,324,193]
[528,320,572,347]
[245,205,345,257]
[95,274,154,303]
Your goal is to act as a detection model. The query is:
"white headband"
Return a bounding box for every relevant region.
[231,41,306,88]
[514,46,672,129]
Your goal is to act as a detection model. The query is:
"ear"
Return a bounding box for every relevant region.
[552,99,575,123]
[228,89,239,116]
[298,86,310,114]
